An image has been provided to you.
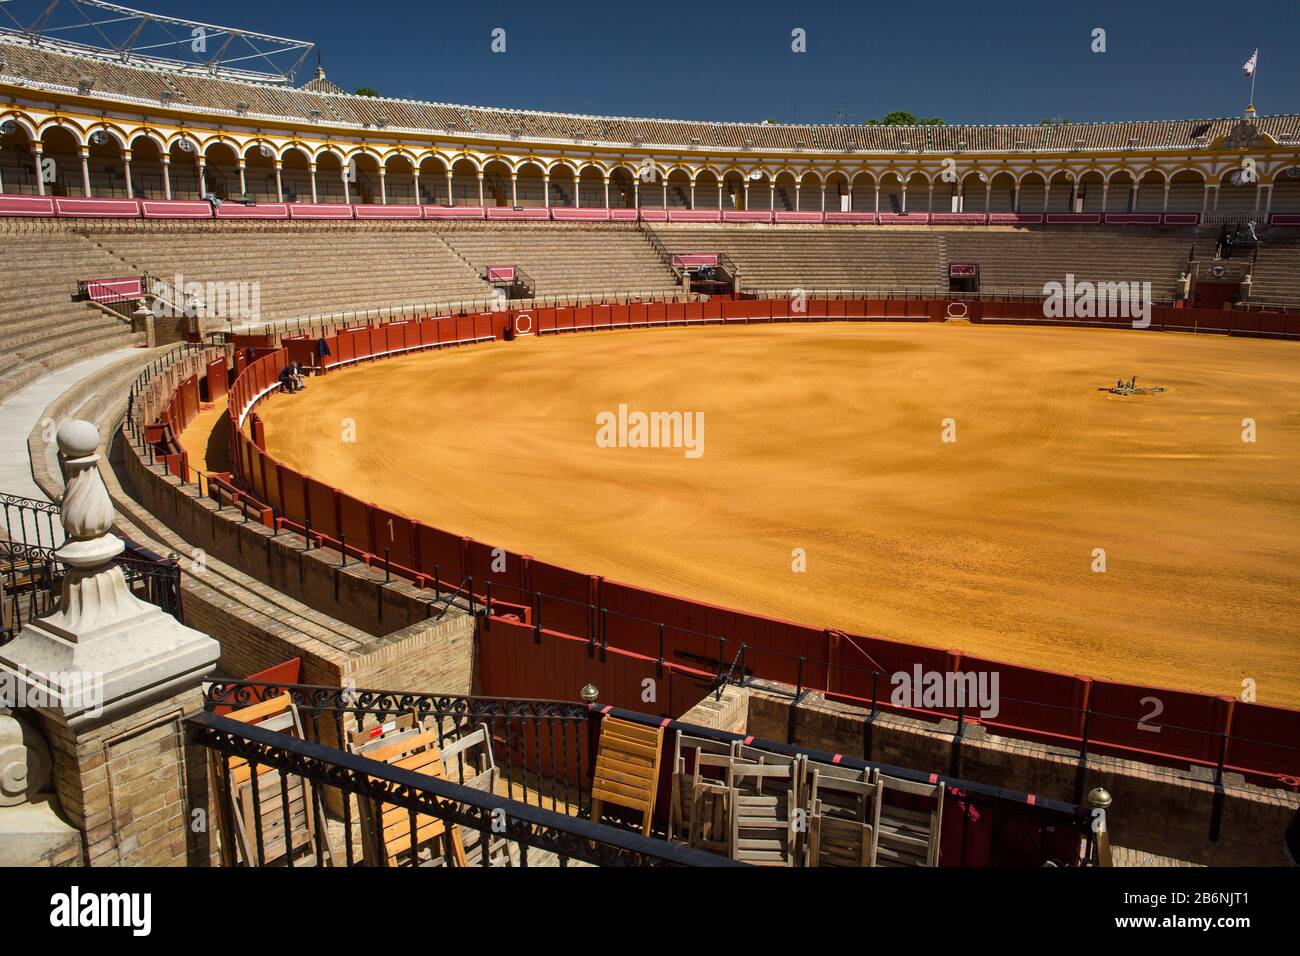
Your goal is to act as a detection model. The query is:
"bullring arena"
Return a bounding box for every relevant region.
[245,322,1300,706]
[0,1,1298,881]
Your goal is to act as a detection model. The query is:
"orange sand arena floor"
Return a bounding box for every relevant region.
[237,323,1300,707]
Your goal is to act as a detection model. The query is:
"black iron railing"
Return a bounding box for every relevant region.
[205,680,590,818]
[189,706,738,868]
[1,494,183,643]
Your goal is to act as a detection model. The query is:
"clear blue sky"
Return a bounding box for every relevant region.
[154,0,1296,124]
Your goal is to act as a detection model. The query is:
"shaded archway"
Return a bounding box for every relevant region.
[1017,171,1046,212]
[1077,171,1105,212]
[349,153,381,204]
[635,166,665,208]
[39,126,82,196]
[202,141,239,200]
[772,172,797,211]
[129,135,164,199]
[1047,171,1075,212]
[956,171,987,212]
[693,169,721,210]
[418,157,449,204]
[86,129,125,197]
[1107,171,1136,213]
[481,159,511,206]
[384,154,416,204]
[987,172,1016,212]
[665,169,691,209]
[722,170,745,209]
[609,167,635,208]
[0,119,41,194]
[243,143,278,203]
[1215,166,1259,218]
[1167,169,1206,214]
[167,138,202,199]
[515,161,545,207]
[1269,167,1300,215]
[743,171,772,211]
[578,166,605,207]
[798,172,822,211]
[824,171,849,212]
[877,173,903,213]
[849,172,874,212]
[281,147,311,203]
[315,151,346,203]
[548,164,576,207]
[1135,171,1166,214]
[452,158,480,205]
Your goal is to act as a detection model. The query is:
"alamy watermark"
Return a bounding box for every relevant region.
[153,272,261,323]
[890,665,1000,719]
[1042,273,1152,329]
[595,404,704,459]
[0,669,104,718]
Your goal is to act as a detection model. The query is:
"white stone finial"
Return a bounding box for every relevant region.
[0,713,52,807]
[45,419,144,637]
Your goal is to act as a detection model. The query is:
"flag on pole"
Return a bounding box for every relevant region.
[1242,49,1258,76]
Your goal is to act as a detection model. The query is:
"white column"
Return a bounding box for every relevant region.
[309,164,318,203]
[574,177,581,208]
[984,182,990,212]
[34,146,45,196]
[412,168,421,204]
[794,183,801,211]
[689,180,696,209]
[1043,184,1051,212]
[237,160,247,197]
[604,176,610,209]
[634,179,641,208]
[1262,184,1274,221]
[160,156,170,200]
[510,174,518,207]
[900,188,907,213]
[476,171,484,206]
[1012,184,1020,212]
[743,181,749,210]
[123,152,133,199]
[543,173,550,207]
[663,177,668,209]
[80,148,91,197]
[197,158,207,197]
[1130,183,1139,213]
[768,181,774,210]
[379,167,387,204]
[1162,182,1170,213]
[719,182,724,210]
[1101,183,1109,213]
[342,167,350,204]
[447,170,455,205]
[820,185,826,211]
[927,185,934,214]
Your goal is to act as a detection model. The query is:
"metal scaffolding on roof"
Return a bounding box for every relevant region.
[0,0,314,83]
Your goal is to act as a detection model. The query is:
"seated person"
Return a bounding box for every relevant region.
[290,362,306,391]
[278,363,302,393]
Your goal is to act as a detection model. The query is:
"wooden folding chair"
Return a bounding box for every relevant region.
[727,761,799,866]
[590,716,664,837]
[806,767,882,867]
[877,775,945,867]
[347,711,423,756]
[439,723,510,866]
[359,729,469,867]
[686,752,735,856]
[668,731,734,844]
[213,692,334,867]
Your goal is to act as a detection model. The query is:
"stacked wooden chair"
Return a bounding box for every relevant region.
[590,716,665,837]
[876,774,944,867]
[438,722,510,866]
[664,729,947,867]
[347,714,468,867]
[213,692,334,867]
[805,763,883,867]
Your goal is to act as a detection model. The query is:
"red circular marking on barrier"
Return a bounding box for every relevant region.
[1026,794,1037,805]
[744,736,754,745]
[832,754,843,764]
[515,312,533,335]
[928,773,939,784]
[946,301,969,319]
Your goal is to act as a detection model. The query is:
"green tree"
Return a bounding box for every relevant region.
[881,110,917,126]
[355,86,380,97]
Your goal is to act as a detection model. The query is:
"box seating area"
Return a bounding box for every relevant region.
[0,231,144,399]
[945,230,1193,297]
[6,39,1300,150]
[652,224,946,291]
[93,222,490,324]
[436,222,680,297]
